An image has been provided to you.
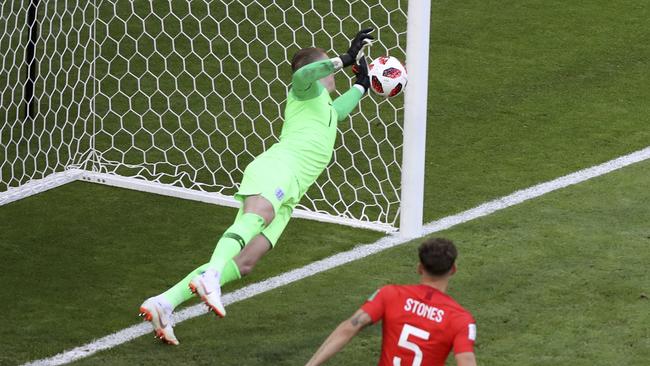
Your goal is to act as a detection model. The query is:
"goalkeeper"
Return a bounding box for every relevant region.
[139,28,374,345]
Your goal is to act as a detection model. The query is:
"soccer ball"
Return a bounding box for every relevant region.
[368,56,408,97]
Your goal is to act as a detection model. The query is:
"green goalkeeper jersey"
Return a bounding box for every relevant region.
[255,59,363,196]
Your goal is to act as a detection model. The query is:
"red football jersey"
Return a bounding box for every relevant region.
[361,284,476,366]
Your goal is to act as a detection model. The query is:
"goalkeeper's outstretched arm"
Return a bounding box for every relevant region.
[332,87,363,121]
[332,56,371,121]
[291,59,339,99]
[291,28,374,100]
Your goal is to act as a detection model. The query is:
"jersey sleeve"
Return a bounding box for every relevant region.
[332,87,363,121]
[360,285,392,323]
[291,59,336,100]
[452,315,477,354]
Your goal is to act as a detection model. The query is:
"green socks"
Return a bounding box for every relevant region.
[162,259,242,309]
[160,211,264,309]
[209,212,265,272]
[220,258,242,285]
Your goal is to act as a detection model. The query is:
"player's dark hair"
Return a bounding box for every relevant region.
[418,238,458,276]
[291,47,327,72]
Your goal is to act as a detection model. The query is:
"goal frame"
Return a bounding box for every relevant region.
[0,0,430,237]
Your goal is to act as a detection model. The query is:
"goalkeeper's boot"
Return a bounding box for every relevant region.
[139,296,179,345]
[189,269,226,318]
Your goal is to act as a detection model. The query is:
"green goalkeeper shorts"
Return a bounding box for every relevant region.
[234,156,301,247]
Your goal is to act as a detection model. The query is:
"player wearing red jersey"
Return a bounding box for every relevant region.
[306,238,477,366]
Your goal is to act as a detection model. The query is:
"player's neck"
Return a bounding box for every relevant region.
[419,277,449,293]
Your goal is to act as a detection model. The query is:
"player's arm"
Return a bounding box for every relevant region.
[452,318,478,366]
[455,352,477,366]
[304,309,373,366]
[292,28,374,100]
[332,57,370,121]
[291,59,338,99]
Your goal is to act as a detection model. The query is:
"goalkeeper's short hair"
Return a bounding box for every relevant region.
[291,47,327,72]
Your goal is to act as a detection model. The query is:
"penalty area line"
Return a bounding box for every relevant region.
[21,146,650,366]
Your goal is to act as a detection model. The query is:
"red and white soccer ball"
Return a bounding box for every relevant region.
[368,56,407,98]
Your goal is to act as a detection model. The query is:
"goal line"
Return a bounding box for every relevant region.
[21,145,650,366]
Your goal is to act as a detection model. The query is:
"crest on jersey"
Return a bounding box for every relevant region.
[275,187,285,201]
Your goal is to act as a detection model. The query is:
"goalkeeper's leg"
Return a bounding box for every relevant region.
[142,232,271,344]
[159,229,272,310]
[189,156,297,317]
[208,195,274,273]
[189,195,275,317]
[233,234,272,276]
[140,258,243,345]
[160,259,242,309]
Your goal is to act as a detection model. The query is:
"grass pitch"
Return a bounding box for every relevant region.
[1,0,649,365]
[68,153,650,366]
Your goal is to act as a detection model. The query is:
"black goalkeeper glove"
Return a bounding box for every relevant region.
[352,56,370,94]
[339,28,374,67]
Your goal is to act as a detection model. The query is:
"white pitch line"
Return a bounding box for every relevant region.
[22,146,650,366]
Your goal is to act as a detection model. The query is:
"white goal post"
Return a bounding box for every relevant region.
[0,0,429,237]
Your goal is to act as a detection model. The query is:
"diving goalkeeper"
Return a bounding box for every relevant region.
[139,28,374,345]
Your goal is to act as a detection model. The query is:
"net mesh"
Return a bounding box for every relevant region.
[0,0,92,196]
[1,0,407,228]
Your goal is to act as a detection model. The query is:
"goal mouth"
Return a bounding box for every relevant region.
[1,0,428,234]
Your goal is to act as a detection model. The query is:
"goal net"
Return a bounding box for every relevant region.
[1,0,428,234]
[0,0,93,199]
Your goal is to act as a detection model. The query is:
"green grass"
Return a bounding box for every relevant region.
[424,0,650,221]
[70,152,649,366]
[1,0,650,365]
[0,181,383,365]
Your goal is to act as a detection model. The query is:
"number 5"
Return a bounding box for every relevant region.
[393,324,430,366]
